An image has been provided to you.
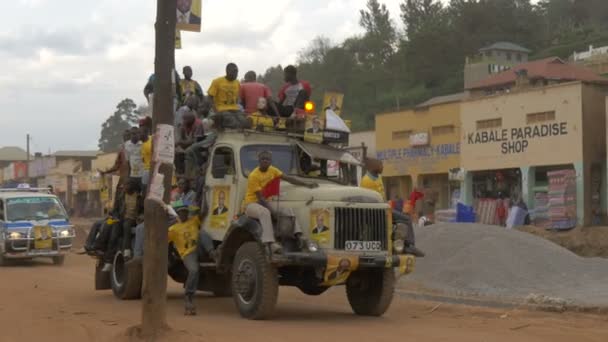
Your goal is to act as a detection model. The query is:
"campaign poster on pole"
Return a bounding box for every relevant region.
[176,0,202,32]
[322,92,344,117]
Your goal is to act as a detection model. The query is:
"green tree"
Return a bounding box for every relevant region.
[98,98,141,152]
[359,0,397,68]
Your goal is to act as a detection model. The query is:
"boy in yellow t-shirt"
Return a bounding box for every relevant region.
[244,151,317,254]
[168,202,201,315]
[207,63,240,113]
[360,159,424,257]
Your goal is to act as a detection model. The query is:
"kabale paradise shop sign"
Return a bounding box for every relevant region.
[466,122,568,154]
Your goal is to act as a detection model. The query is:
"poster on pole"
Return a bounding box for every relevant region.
[153,124,175,164]
[322,92,344,117]
[175,30,182,49]
[176,0,202,32]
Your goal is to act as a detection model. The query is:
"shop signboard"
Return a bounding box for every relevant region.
[410,132,429,147]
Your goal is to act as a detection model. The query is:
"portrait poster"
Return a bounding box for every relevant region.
[322,255,359,286]
[176,0,202,32]
[210,186,230,229]
[33,226,53,250]
[322,92,344,117]
[309,209,330,245]
[304,115,324,144]
[175,30,182,49]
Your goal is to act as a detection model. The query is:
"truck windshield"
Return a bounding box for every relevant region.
[240,145,297,176]
[5,197,67,222]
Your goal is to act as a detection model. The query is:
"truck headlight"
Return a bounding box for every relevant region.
[8,232,22,240]
[307,241,319,253]
[393,239,405,254]
[59,230,71,237]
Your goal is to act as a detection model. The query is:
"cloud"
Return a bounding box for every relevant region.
[0,0,406,151]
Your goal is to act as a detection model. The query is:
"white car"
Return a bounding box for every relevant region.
[0,188,75,265]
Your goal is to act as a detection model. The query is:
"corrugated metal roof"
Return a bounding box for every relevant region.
[416,92,467,108]
[479,42,531,53]
[52,150,100,158]
[0,146,30,161]
[467,57,608,90]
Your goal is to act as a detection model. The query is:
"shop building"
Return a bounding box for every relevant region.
[376,93,463,210]
[461,57,608,226]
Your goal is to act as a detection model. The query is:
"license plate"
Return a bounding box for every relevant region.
[345,241,381,252]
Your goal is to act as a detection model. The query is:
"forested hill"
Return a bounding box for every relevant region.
[259,0,608,131]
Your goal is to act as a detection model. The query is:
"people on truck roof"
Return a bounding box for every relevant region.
[207,63,240,113]
[180,66,204,105]
[240,70,277,116]
[176,95,199,134]
[276,65,311,118]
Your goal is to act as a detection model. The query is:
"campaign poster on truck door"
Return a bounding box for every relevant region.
[210,186,231,229]
[176,0,202,32]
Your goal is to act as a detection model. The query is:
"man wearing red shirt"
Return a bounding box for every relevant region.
[240,71,277,115]
[276,65,312,117]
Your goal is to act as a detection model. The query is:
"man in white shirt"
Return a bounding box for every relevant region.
[177,0,201,25]
[124,127,144,185]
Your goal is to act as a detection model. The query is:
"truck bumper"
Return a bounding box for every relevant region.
[277,252,416,275]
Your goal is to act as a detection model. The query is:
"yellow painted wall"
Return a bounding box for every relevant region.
[461,82,585,171]
[92,152,118,171]
[376,101,461,180]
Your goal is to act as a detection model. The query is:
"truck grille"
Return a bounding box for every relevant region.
[334,208,388,250]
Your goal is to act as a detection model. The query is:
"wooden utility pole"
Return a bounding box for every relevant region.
[140,0,176,338]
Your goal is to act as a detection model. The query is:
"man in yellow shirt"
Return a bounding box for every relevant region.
[139,126,152,194]
[360,159,424,257]
[207,63,240,113]
[244,150,317,254]
[168,201,201,315]
[179,66,204,104]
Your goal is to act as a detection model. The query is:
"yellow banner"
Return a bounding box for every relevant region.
[322,255,359,286]
[33,226,53,250]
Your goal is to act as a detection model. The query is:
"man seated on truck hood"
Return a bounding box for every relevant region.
[244,150,317,254]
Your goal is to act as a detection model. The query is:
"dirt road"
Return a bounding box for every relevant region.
[1,254,607,342]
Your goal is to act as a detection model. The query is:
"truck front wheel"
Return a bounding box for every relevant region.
[231,242,278,319]
[346,268,395,316]
[111,251,142,300]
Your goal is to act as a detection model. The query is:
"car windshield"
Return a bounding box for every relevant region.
[5,197,67,222]
[240,145,297,176]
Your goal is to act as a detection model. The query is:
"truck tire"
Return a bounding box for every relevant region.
[111,251,142,300]
[95,260,111,290]
[231,242,278,319]
[52,255,65,266]
[346,268,395,316]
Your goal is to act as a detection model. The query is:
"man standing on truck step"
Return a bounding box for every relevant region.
[361,158,425,257]
[180,66,204,105]
[276,65,311,117]
[244,150,317,254]
[168,201,202,315]
[207,63,240,114]
[124,126,144,188]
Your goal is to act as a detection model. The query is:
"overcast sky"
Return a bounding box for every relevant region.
[0,0,493,153]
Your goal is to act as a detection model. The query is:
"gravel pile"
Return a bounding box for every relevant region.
[403,223,608,307]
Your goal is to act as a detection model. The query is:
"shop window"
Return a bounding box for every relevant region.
[506,52,512,61]
[527,111,555,124]
[476,118,502,130]
[432,125,455,136]
[392,130,412,140]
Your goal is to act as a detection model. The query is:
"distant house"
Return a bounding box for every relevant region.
[466,57,608,97]
[0,146,30,169]
[464,42,531,89]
